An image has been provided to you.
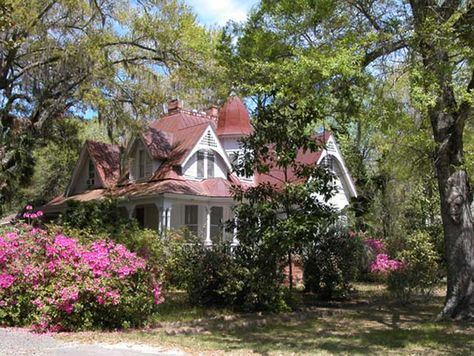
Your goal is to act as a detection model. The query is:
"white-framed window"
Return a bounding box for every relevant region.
[197,151,205,178]
[185,205,198,236]
[87,159,95,187]
[207,152,215,178]
[196,150,215,179]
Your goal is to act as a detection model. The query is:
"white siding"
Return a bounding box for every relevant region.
[71,154,100,194]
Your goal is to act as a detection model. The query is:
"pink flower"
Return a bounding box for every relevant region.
[370,254,404,273]
[32,298,44,310]
[0,274,15,288]
[152,283,164,305]
[26,205,33,211]
[364,238,385,253]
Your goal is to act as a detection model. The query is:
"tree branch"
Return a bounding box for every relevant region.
[350,0,382,31]
[11,56,61,82]
[362,38,408,67]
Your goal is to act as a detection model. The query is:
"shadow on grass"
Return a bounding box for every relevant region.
[86,285,474,355]
[177,305,474,355]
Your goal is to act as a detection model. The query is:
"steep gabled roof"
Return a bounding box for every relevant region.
[85,141,121,188]
[146,111,215,166]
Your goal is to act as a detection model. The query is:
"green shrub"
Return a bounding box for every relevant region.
[387,231,440,302]
[181,241,245,307]
[302,223,364,299]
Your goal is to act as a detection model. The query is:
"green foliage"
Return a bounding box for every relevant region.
[387,231,441,302]
[302,222,364,299]
[0,0,228,212]
[180,242,246,308]
[59,199,131,239]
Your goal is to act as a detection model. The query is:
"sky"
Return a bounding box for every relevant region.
[184,0,258,26]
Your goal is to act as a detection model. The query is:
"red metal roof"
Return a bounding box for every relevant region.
[109,177,236,199]
[85,141,120,188]
[146,111,214,165]
[43,189,107,212]
[255,132,332,187]
[217,95,253,137]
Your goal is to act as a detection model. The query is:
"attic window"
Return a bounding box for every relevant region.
[138,149,145,179]
[200,131,217,148]
[87,159,95,187]
[197,151,205,178]
[207,152,215,178]
[196,150,215,179]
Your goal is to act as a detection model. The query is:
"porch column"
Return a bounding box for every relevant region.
[166,207,172,230]
[127,205,135,219]
[232,217,239,247]
[205,206,212,246]
[154,204,162,233]
[161,208,167,234]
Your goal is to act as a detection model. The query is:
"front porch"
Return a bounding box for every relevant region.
[119,196,236,245]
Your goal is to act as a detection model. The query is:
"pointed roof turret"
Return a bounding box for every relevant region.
[217,95,253,137]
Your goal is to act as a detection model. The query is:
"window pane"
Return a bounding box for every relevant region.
[210,206,223,225]
[185,205,198,225]
[207,152,215,178]
[88,159,95,179]
[197,151,204,178]
[138,150,145,178]
[185,205,198,237]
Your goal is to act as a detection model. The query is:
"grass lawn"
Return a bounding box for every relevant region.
[57,283,474,355]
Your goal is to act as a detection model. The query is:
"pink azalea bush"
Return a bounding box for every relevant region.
[356,234,404,275]
[369,253,405,273]
[0,223,163,332]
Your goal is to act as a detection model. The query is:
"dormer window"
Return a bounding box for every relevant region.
[87,159,95,187]
[197,151,205,178]
[196,150,215,179]
[207,152,215,178]
[138,149,146,179]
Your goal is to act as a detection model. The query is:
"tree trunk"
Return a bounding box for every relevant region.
[437,167,474,319]
[429,81,474,319]
[288,251,293,292]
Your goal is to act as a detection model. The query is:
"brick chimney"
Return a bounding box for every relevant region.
[167,99,183,113]
[206,105,219,118]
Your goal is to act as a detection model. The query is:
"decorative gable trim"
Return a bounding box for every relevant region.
[181,124,232,172]
[199,130,218,148]
[316,134,357,198]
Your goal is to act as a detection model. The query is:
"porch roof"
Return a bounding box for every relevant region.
[44,177,237,212]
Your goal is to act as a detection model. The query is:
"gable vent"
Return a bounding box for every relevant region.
[200,130,217,148]
[326,141,336,152]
